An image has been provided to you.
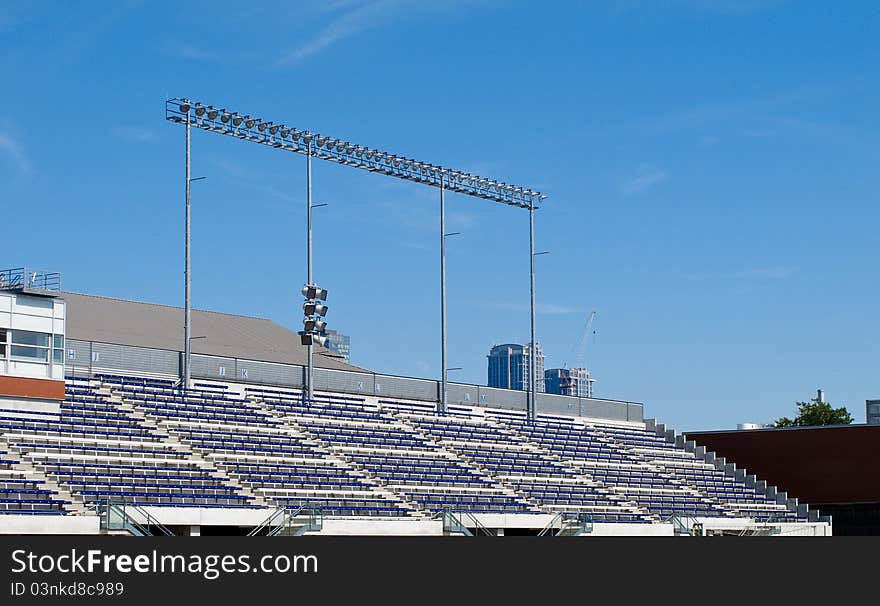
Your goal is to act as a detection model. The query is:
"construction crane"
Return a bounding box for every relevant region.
[573,310,597,370]
[562,310,597,370]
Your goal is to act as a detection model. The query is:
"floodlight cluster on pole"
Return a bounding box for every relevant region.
[167,97,548,419]
[166,99,546,209]
[300,282,329,399]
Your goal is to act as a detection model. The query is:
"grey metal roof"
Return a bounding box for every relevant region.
[61,291,364,372]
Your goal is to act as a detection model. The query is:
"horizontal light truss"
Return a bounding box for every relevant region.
[165,98,546,209]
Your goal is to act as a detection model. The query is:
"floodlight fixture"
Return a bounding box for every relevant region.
[303,317,327,333]
[299,332,329,347]
[303,301,329,317]
[301,284,328,301]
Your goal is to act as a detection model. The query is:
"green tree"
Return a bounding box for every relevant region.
[774,397,854,427]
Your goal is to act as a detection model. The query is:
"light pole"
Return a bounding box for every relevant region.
[302,144,330,402]
[184,102,191,390]
[181,98,206,391]
[440,179,446,413]
[165,99,548,405]
[306,144,314,400]
[527,195,549,421]
[439,177,462,414]
[528,199,536,420]
[439,215,461,414]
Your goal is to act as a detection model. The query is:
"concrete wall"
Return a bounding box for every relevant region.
[315,519,444,536]
[65,339,643,424]
[591,523,674,537]
[0,515,100,535]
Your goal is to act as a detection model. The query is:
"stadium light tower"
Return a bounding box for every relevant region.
[166,98,548,415]
[529,200,537,420]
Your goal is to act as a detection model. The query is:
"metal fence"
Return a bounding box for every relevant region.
[0,267,62,294]
[65,339,643,423]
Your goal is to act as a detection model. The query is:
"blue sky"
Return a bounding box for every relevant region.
[1,1,878,431]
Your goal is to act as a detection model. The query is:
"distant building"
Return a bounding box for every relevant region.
[322,329,350,363]
[544,367,594,398]
[737,423,773,431]
[487,343,544,392]
[868,400,880,425]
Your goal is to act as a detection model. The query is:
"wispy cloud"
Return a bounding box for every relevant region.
[481,301,585,315]
[277,0,402,64]
[112,127,158,143]
[684,0,789,15]
[614,0,789,16]
[733,267,797,280]
[620,164,667,196]
[163,44,222,62]
[0,133,31,174]
[680,266,797,281]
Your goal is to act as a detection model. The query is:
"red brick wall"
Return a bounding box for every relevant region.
[685,425,880,505]
[0,375,65,400]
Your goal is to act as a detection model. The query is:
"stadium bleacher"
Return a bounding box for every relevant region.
[0,373,810,532]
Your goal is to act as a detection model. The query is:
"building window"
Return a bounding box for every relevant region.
[10,345,50,362]
[52,334,63,364]
[11,330,50,348]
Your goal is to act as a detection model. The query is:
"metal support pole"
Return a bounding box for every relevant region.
[439,178,447,413]
[306,145,314,401]
[528,199,536,420]
[183,109,192,391]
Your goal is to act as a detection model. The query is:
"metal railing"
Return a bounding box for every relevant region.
[433,509,494,536]
[92,501,175,536]
[0,267,61,294]
[538,512,594,537]
[64,339,643,424]
[248,507,323,536]
[663,514,704,536]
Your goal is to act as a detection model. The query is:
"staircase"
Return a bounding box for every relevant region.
[646,419,821,523]
[248,506,323,536]
[105,383,271,508]
[486,414,652,520]
[433,509,495,536]
[538,512,594,536]
[94,501,175,536]
[388,409,537,513]
[584,424,734,519]
[0,435,88,515]
[247,395,420,516]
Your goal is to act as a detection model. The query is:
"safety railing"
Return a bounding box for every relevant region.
[0,268,61,294]
[248,506,323,537]
[663,514,704,536]
[433,509,494,536]
[92,500,175,536]
[538,512,594,537]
